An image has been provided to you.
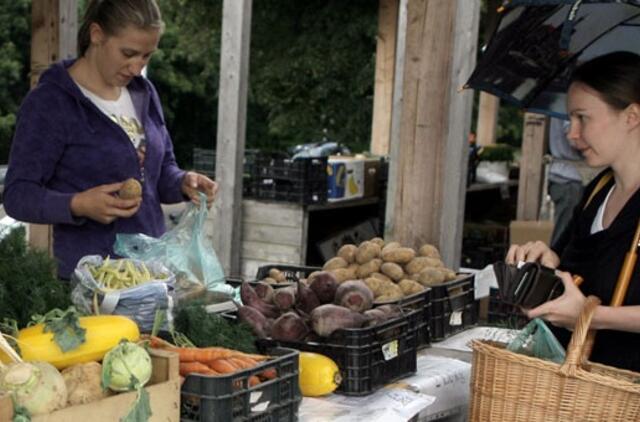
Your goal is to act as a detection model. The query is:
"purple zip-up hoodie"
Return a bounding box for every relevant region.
[4,60,187,279]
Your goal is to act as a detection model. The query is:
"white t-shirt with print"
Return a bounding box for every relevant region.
[77,85,147,164]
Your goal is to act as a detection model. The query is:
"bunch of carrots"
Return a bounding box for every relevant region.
[148,336,276,387]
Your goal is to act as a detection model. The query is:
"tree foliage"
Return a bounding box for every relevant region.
[0,0,30,162]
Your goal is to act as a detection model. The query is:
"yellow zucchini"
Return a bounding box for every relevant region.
[0,315,139,369]
[298,352,342,397]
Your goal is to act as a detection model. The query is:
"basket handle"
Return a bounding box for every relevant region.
[559,295,601,376]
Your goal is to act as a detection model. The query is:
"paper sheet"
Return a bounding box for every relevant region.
[299,387,435,422]
[431,326,519,353]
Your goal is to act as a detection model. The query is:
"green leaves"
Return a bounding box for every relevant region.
[33,307,86,353]
[121,387,151,422]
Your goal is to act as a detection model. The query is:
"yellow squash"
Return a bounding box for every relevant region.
[0,315,139,369]
[298,352,342,397]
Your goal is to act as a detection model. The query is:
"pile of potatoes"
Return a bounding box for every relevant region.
[321,237,458,303]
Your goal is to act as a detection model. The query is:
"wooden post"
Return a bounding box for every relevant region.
[475,0,501,147]
[517,112,548,220]
[212,0,252,275]
[476,92,499,146]
[29,0,77,252]
[370,0,399,156]
[385,0,480,268]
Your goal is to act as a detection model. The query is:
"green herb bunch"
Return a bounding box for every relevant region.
[0,227,71,327]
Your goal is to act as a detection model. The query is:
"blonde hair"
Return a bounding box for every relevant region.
[78,0,164,56]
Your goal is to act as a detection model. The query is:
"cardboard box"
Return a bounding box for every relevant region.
[0,394,13,422]
[327,156,365,202]
[509,220,554,246]
[23,349,180,422]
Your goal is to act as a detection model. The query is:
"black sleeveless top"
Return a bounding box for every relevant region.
[551,169,640,372]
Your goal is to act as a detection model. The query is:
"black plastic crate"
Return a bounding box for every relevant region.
[253,178,327,205]
[428,273,477,341]
[255,264,321,283]
[253,155,327,181]
[487,287,528,329]
[180,347,301,422]
[430,301,479,341]
[258,308,420,396]
[252,156,328,205]
[429,273,475,316]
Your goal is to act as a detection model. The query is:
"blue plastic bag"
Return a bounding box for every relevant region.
[114,193,233,301]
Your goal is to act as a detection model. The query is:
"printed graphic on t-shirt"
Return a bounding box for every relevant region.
[107,114,147,167]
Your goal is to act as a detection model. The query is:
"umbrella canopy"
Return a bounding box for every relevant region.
[465,0,640,118]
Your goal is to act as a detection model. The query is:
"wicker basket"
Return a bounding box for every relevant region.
[469,296,640,421]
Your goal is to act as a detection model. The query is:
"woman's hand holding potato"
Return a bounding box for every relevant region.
[70,181,141,224]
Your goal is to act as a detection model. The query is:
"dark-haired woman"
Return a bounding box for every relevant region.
[4,0,217,279]
[506,51,640,372]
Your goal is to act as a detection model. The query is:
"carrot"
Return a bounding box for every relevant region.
[228,356,259,369]
[180,362,219,376]
[208,358,239,374]
[259,367,277,380]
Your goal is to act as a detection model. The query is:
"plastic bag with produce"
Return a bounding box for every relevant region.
[71,255,175,332]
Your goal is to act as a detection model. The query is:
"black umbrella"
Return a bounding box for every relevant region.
[465,0,640,118]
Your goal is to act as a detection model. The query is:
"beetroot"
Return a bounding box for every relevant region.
[270,312,310,341]
[363,308,388,327]
[296,281,321,314]
[240,281,279,318]
[309,271,339,303]
[237,305,272,338]
[310,304,369,337]
[254,282,275,303]
[273,286,297,311]
[334,280,374,312]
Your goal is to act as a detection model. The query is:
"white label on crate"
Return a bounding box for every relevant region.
[250,391,263,404]
[450,311,463,326]
[382,340,399,360]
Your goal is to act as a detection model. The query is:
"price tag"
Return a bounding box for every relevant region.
[450,311,463,326]
[382,340,399,360]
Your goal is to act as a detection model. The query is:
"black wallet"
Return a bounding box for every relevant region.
[493,261,564,309]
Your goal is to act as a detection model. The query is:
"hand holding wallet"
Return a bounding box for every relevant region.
[493,261,568,309]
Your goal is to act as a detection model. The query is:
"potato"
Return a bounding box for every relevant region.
[398,279,424,296]
[423,257,445,268]
[337,244,358,264]
[370,272,393,284]
[356,258,382,279]
[356,241,381,264]
[269,268,287,283]
[381,241,401,252]
[364,277,384,297]
[417,267,446,286]
[118,178,142,199]
[307,271,323,284]
[331,268,355,283]
[381,247,416,264]
[380,262,404,281]
[263,277,278,284]
[374,282,403,303]
[419,244,441,258]
[369,237,385,248]
[442,268,458,281]
[405,257,435,275]
[323,256,348,271]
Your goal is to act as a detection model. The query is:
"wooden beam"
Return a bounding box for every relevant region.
[476,92,499,146]
[370,0,399,156]
[385,0,480,268]
[29,0,77,252]
[212,0,252,275]
[517,112,548,220]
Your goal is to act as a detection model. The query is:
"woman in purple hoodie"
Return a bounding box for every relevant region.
[4,0,217,279]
